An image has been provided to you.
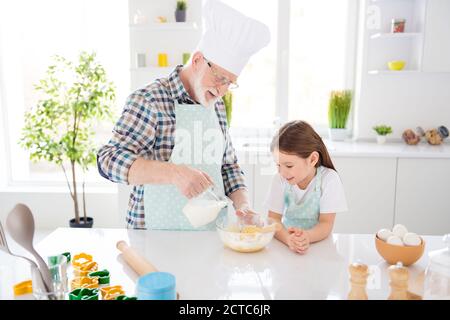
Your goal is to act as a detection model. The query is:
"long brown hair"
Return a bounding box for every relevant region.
[270,120,336,171]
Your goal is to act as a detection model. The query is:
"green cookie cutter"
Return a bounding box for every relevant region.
[61,252,71,263]
[88,269,110,285]
[115,295,138,300]
[69,288,99,300]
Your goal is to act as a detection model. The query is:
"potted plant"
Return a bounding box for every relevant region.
[175,0,187,22]
[328,90,352,141]
[20,51,116,228]
[373,125,393,144]
[222,91,233,127]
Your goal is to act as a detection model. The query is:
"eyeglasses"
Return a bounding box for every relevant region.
[204,57,239,90]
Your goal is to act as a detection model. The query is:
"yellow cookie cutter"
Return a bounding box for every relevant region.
[13,280,33,296]
[100,285,125,300]
[72,253,93,268]
[74,261,98,277]
[71,276,99,290]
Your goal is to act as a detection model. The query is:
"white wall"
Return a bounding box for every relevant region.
[355,73,450,139]
[354,0,450,140]
[0,190,122,229]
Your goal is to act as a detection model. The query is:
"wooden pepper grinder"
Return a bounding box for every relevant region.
[388,262,409,300]
[388,262,422,300]
[348,262,369,300]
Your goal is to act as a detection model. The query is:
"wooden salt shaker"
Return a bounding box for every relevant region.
[388,262,422,300]
[348,262,369,300]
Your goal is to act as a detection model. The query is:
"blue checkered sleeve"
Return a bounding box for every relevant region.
[97,92,157,184]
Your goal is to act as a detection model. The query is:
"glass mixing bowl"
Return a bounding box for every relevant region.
[215,212,278,253]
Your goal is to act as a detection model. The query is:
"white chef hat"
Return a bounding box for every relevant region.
[196,0,271,76]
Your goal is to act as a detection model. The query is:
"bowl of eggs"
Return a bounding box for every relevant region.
[375,224,425,266]
[216,212,280,253]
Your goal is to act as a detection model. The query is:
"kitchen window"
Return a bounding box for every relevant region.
[0,0,358,189]
[226,0,358,136]
[0,0,129,189]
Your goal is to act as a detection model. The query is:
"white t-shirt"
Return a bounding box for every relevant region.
[264,166,348,215]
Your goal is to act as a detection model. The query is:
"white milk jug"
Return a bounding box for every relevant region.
[182,187,230,228]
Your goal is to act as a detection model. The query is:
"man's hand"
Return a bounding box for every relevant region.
[171,164,214,198]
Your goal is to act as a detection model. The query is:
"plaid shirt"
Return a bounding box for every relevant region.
[97,65,247,229]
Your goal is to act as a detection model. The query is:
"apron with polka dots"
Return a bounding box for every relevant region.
[143,101,226,230]
[282,167,323,230]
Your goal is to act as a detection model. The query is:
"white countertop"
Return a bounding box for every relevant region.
[0,228,446,300]
[235,140,450,159]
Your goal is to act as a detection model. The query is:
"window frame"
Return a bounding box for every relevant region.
[0,0,359,190]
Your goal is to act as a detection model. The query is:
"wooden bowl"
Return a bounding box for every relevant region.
[375,235,425,266]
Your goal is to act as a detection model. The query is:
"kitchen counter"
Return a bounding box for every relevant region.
[0,228,446,300]
[234,140,450,159]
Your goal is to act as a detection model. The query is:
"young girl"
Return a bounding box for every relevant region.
[265,120,347,254]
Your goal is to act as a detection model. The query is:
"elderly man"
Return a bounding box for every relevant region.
[97,0,270,230]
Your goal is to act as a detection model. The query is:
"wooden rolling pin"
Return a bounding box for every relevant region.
[116,240,180,299]
[116,240,158,276]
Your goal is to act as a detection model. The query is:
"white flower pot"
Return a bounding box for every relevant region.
[376,135,387,144]
[328,128,348,141]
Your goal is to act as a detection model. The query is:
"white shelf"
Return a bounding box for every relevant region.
[130,66,175,71]
[370,32,422,39]
[368,70,420,75]
[129,22,198,31]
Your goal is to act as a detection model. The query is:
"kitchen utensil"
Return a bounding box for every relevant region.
[182,186,230,228]
[13,280,33,297]
[116,240,179,299]
[88,269,110,285]
[0,220,50,296]
[115,295,138,300]
[5,203,54,293]
[31,262,67,300]
[69,288,99,300]
[216,213,278,253]
[71,276,99,290]
[72,252,98,276]
[136,272,176,300]
[100,285,125,300]
[116,241,158,275]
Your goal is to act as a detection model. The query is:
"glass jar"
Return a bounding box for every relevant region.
[31,254,68,300]
[424,234,450,300]
[391,19,406,33]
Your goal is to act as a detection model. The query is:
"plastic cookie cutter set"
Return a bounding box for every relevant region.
[69,288,99,300]
[72,252,98,276]
[88,269,110,285]
[13,280,33,297]
[100,285,125,300]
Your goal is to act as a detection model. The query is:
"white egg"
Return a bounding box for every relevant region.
[377,228,393,241]
[387,235,404,246]
[392,224,408,238]
[403,232,421,246]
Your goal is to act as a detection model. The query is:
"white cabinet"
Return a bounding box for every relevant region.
[395,158,450,235]
[422,0,450,72]
[332,157,397,234]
